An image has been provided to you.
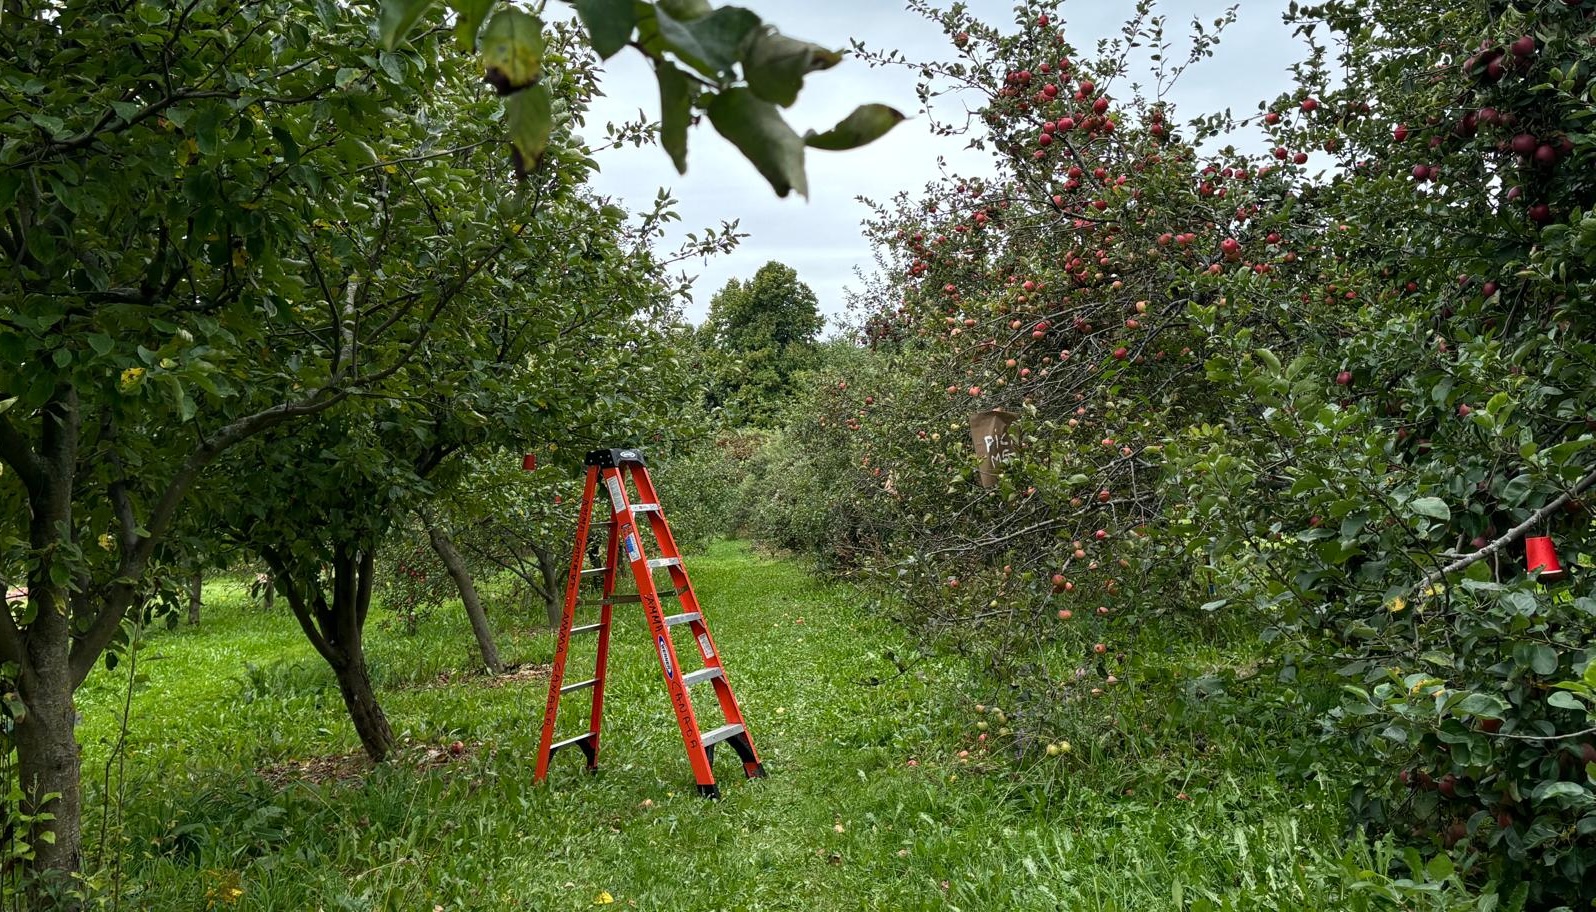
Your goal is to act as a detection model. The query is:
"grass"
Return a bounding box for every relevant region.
[66,541,1471,910]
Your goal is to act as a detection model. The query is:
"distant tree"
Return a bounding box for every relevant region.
[703,261,824,424]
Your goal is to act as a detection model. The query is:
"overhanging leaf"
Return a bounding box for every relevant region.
[573,0,636,59]
[379,0,437,51]
[505,82,553,176]
[656,61,692,174]
[743,29,842,107]
[803,104,905,151]
[481,8,545,94]
[450,0,494,51]
[655,5,761,79]
[657,0,711,19]
[706,87,807,198]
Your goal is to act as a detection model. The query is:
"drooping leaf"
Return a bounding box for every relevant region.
[573,0,636,59]
[378,0,437,51]
[657,0,711,19]
[450,0,494,51]
[655,5,761,79]
[505,82,553,176]
[480,8,544,95]
[743,29,842,107]
[706,87,807,198]
[803,104,905,151]
[656,60,692,174]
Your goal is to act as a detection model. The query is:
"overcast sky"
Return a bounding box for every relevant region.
[562,2,1303,331]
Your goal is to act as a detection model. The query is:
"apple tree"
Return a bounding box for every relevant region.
[1165,0,1596,900]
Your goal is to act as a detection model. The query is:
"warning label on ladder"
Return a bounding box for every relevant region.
[657,635,675,679]
[606,476,626,513]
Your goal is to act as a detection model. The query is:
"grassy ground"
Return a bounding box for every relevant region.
[68,541,1454,911]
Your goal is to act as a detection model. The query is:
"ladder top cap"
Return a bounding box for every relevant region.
[585,447,647,468]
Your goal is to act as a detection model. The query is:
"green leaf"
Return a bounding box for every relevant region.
[656,61,692,174]
[657,0,711,19]
[1531,645,1559,676]
[573,0,635,59]
[0,397,15,416]
[481,8,545,93]
[1531,780,1590,805]
[803,104,906,151]
[1455,693,1507,718]
[743,29,842,107]
[378,0,436,51]
[706,87,807,198]
[655,5,761,79]
[1409,496,1450,521]
[504,82,553,173]
[450,0,494,51]
[1549,691,1587,710]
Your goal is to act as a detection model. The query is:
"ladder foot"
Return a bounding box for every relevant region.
[744,761,767,779]
[697,783,721,800]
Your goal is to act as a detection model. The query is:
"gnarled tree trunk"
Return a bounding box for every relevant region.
[428,525,503,675]
[267,545,394,762]
[15,589,83,901]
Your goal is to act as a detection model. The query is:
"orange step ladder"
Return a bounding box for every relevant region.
[533,447,766,798]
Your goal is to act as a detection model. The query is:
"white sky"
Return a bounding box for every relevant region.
[564,2,1302,330]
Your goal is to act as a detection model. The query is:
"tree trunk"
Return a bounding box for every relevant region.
[187,571,202,625]
[531,541,563,628]
[429,525,503,674]
[332,647,395,763]
[15,615,83,904]
[11,391,86,904]
[267,546,395,763]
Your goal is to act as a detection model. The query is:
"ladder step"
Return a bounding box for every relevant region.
[580,593,640,606]
[664,611,700,627]
[561,677,599,694]
[700,723,744,748]
[570,622,603,635]
[647,557,681,569]
[631,503,661,513]
[581,567,608,578]
[683,666,722,687]
[548,732,595,754]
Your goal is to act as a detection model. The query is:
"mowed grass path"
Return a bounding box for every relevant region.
[73,541,1373,911]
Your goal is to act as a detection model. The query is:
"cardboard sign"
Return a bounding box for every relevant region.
[968,408,1019,488]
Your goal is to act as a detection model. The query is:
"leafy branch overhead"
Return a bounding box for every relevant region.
[379,0,905,194]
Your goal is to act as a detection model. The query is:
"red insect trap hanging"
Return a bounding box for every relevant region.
[1525,535,1566,581]
[521,453,537,472]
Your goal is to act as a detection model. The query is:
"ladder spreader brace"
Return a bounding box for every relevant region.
[533,447,766,798]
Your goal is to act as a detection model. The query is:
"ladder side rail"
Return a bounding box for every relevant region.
[608,466,719,793]
[535,466,601,782]
[585,515,624,760]
[630,465,729,678]
[628,464,764,781]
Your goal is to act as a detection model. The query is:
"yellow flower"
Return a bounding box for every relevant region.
[594,891,615,905]
[1387,596,1407,613]
[119,367,146,391]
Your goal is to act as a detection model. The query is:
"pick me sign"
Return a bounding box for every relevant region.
[968,408,1019,488]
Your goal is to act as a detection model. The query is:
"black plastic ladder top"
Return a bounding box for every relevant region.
[584,447,646,468]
